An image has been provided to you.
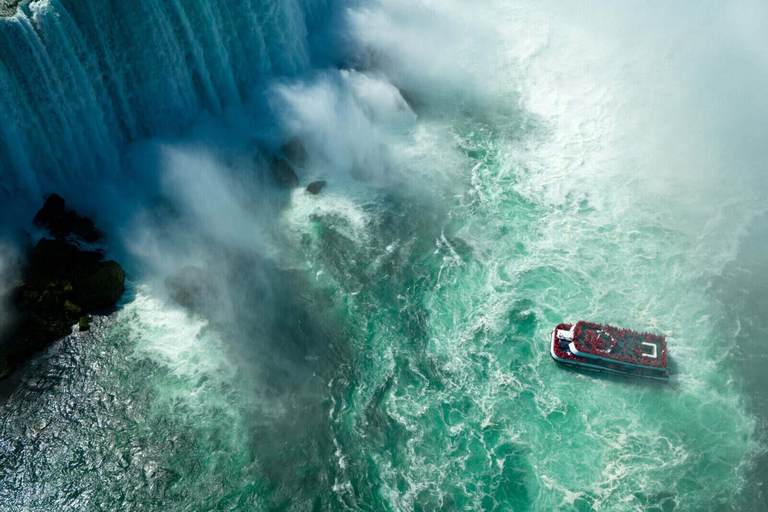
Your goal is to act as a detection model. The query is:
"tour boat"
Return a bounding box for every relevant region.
[550,321,669,381]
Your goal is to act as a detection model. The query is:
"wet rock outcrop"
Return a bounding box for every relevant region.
[281,138,308,168]
[306,181,327,195]
[33,193,102,242]
[0,195,125,379]
[270,158,300,189]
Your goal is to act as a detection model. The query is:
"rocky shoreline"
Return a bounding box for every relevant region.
[0,194,125,379]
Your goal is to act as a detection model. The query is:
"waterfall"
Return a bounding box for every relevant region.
[0,0,332,199]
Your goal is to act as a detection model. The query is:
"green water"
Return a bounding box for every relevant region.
[0,111,762,510]
[1,2,767,510]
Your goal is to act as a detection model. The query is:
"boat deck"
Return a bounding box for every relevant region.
[551,322,669,381]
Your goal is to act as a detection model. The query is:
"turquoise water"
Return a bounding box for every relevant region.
[1,0,767,510]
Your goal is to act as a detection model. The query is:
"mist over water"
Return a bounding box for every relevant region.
[1,0,767,510]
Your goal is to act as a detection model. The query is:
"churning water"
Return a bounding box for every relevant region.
[0,0,766,510]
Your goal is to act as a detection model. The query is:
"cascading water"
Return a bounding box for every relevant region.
[0,0,330,199]
[1,0,767,510]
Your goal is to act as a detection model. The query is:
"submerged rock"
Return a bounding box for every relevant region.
[271,158,300,188]
[166,265,216,312]
[282,138,309,167]
[306,180,327,195]
[0,195,125,379]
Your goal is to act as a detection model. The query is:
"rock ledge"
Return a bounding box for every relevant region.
[0,195,125,379]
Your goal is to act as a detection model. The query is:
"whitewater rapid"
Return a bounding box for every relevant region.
[1,0,767,510]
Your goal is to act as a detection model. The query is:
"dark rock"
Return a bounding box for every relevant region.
[69,215,101,243]
[282,138,309,167]
[33,193,102,243]
[29,239,103,281]
[33,193,66,224]
[271,158,300,188]
[0,195,126,379]
[64,300,82,315]
[306,181,327,195]
[74,260,126,311]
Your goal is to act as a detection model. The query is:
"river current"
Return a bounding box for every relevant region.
[0,1,766,510]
